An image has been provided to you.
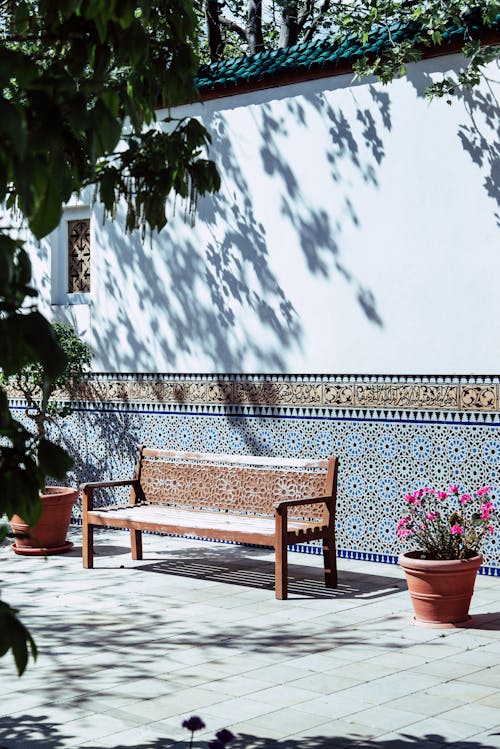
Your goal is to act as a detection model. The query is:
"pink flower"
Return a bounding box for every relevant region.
[405,493,421,505]
[399,484,495,556]
[480,502,494,519]
[396,517,412,538]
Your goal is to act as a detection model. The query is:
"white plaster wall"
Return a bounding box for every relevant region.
[28,54,499,374]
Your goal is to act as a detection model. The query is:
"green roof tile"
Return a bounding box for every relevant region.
[195,10,498,93]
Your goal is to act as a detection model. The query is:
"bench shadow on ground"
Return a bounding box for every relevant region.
[2,716,500,749]
[84,542,406,600]
[72,541,500,627]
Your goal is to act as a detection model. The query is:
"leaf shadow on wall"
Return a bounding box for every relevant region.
[256,86,387,328]
[53,410,140,518]
[457,84,500,222]
[90,81,390,373]
[95,215,298,373]
[407,61,499,223]
[207,86,386,331]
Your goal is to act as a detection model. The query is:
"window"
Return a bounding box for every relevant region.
[67,218,91,293]
[51,201,91,305]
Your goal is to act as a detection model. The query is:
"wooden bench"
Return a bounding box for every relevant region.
[81,446,338,599]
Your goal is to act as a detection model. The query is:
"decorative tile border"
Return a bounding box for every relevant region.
[8,374,499,413]
[9,388,500,572]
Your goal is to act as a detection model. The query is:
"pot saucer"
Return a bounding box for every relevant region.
[11,541,74,556]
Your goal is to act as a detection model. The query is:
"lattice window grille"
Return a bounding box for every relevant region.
[67,218,91,293]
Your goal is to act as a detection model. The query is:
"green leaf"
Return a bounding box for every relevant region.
[115,0,135,28]
[96,166,120,211]
[0,446,42,526]
[0,312,66,378]
[0,48,36,88]
[38,439,74,479]
[28,175,63,240]
[16,247,32,287]
[0,389,10,430]
[89,100,123,158]
[84,0,112,43]
[0,601,37,676]
[101,90,120,117]
[13,0,31,32]
[0,100,27,158]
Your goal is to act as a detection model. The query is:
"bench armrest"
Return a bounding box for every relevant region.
[81,479,137,491]
[81,479,140,513]
[274,495,334,512]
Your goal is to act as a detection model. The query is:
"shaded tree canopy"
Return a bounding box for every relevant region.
[0,0,220,674]
[197,1,499,98]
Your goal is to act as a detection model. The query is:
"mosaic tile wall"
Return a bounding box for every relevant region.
[8,374,500,574]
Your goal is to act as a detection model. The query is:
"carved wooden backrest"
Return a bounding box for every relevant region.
[135,448,336,520]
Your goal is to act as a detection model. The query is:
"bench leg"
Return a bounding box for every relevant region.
[275,511,288,600]
[131,529,143,560]
[322,531,337,588]
[83,522,94,569]
[275,544,288,600]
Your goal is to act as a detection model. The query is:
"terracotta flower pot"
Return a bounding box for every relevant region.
[10,486,79,555]
[398,550,483,628]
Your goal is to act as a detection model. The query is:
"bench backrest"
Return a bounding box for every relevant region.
[132,447,337,521]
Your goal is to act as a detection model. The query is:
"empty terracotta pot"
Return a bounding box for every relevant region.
[10,486,79,555]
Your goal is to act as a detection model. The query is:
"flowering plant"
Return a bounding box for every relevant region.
[396,485,495,560]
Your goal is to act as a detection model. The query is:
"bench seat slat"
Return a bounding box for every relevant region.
[87,515,275,545]
[87,505,325,542]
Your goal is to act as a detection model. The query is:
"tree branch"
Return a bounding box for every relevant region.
[246,0,264,54]
[205,0,225,61]
[297,0,315,32]
[218,14,248,43]
[302,0,332,43]
[279,1,299,48]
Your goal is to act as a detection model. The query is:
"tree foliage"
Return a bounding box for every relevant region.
[0,0,220,675]
[197,1,499,98]
[0,600,37,677]
[1,322,92,440]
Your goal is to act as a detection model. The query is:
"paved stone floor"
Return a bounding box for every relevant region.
[0,528,499,749]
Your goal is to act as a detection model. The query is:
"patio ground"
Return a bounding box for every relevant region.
[0,528,499,749]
